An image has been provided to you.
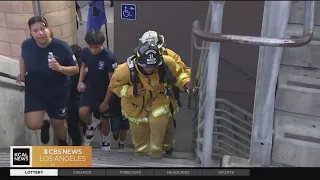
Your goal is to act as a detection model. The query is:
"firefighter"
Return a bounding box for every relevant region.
[139,30,191,154]
[108,41,190,158]
[139,30,190,78]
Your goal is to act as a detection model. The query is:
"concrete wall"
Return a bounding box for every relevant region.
[0,55,25,147]
[113,1,209,153]
[113,1,263,113]
[272,2,320,167]
[113,1,209,63]
[113,1,263,152]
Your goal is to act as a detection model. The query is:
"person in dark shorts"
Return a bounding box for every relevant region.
[78,30,118,151]
[17,15,79,145]
[67,44,86,146]
[109,95,129,149]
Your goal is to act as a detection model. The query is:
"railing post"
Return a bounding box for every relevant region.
[192,0,314,167]
[249,1,292,166]
[202,0,225,167]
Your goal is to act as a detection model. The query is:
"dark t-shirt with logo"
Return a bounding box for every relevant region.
[21,38,77,97]
[80,47,117,98]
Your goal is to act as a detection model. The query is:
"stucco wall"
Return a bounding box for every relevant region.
[0,1,78,61]
[0,1,35,60]
[42,1,78,45]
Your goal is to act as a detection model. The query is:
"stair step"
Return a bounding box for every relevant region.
[0,148,199,167]
[92,148,198,167]
[221,155,257,167]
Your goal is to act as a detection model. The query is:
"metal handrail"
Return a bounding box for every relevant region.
[188,1,315,109]
[0,72,17,81]
[0,72,25,91]
[192,1,315,47]
[216,98,253,119]
[190,0,315,167]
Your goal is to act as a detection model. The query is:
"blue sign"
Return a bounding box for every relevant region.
[121,3,136,20]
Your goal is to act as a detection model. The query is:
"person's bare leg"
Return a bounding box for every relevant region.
[118,130,127,149]
[100,117,111,151]
[25,111,46,130]
[120,130,127,142]
[25,111,49,144]
[79,106,92,125]
[79,106,99,145]
[51,119,68,146]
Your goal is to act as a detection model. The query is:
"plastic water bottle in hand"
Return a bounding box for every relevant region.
[48,52,54,64]
[79,82,86,91]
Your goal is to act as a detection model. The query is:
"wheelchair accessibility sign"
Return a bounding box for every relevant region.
[121,3,136,20]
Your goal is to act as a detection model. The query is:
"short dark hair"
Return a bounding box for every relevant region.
[28,15,48,29]
[28,15,53,38]
[84,30,105,45]
[70,44,82,61]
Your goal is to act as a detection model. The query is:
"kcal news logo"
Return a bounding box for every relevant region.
[10,146,33,167]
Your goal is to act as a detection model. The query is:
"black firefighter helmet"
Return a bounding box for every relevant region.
[134,41,163,68]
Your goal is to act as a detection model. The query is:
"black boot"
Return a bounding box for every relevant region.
[165,148,173,155]
[41,120,50,144]
[58,139,68,146]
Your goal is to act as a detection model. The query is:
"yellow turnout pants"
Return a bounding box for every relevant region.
[163,117,175,151]
[130,114,169,158]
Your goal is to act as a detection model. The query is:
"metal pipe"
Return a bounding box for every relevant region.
[214,116,252,135]
[192,1,315,47]
[213,132,250,151]
[188,2,212,109]
[216,98,253,118]
[215,109,252,127]
[202,1,225,167]
[39,0,43,16]
[34,1,39,15]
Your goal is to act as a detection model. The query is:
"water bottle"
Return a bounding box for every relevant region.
[48,52,54,63]
[79,82,86,91]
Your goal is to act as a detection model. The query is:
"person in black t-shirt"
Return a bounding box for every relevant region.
[78,30,116,151]
[67,44,86,146]
[18,16,79,146]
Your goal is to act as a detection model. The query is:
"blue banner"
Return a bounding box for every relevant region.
[86,0,107,32]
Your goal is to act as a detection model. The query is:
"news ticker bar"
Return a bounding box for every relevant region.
[10,168,250,176]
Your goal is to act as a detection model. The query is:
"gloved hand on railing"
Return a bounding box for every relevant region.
[183,82,194,94]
